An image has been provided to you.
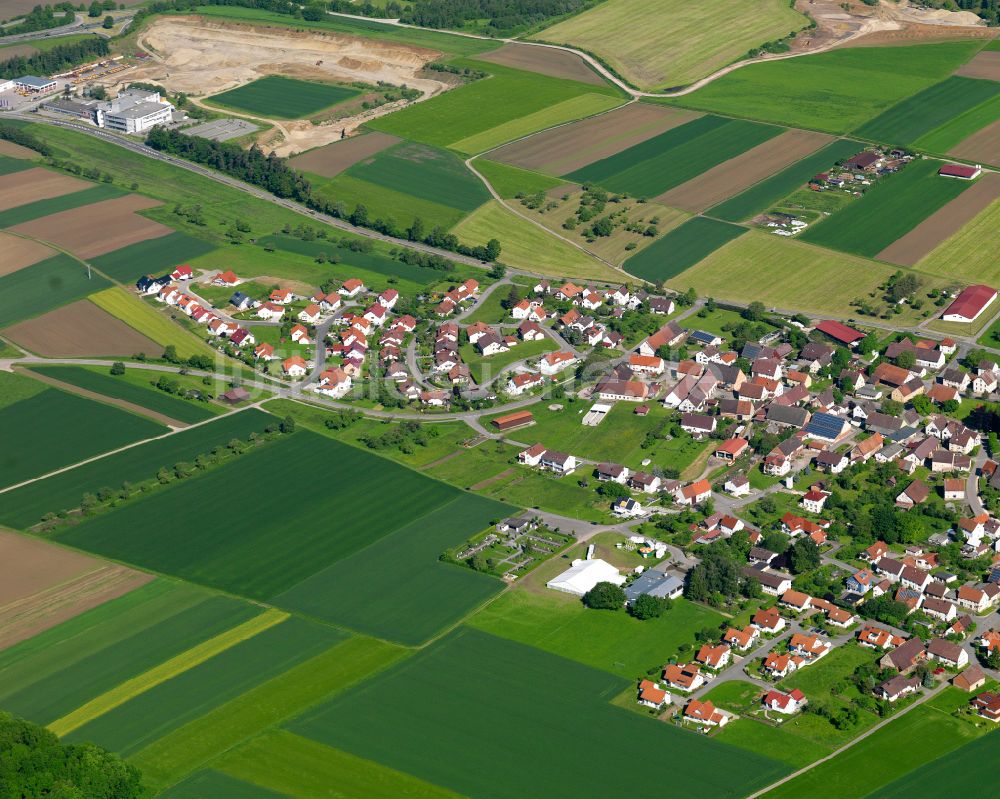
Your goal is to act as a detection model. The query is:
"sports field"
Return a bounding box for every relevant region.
[624,216,747,282]
[206,76,361,119]
[0,183,125,228]
[292,628,788,798]
[855,75,1000,147]
[89,230,217,283]
[0,253,110,326]
[915,196,1000,284]
[532,0,807,90]
[566,114,782,197]
[800,159,972,257]
[709,139,865,221]
[367,60,623,153]
[0,371,165,489]
[0,409,273,529]
[671,42,983,134]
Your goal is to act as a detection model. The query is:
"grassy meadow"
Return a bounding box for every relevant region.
[624,216,747,282]
[206,76,361,119]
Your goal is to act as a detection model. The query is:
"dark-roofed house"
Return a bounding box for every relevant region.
[875,675,921,702]
[880,637,925,673]
[766,404,810,429]
[803,412,847,442]
[896,479,929,509]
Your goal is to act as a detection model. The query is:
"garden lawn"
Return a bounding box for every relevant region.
[459,337,555,384]
[778,642,876,695]
[0,372,165,489]
[472,158,565,198]
[0,253,110,325]
[0,183,125,228]
[27,365,218,424]
[367,60,622,152]
[668,42,984,134]
[206,76,360,119]
[624,216,746,282]
[290,628,787,798]
[915,196,1000,284]
[709,139,865,222]
[800,158,972,257]
[55,430,464,600]
[567,114,781,197]
[89,231,217,283]
[855,75,1000,146]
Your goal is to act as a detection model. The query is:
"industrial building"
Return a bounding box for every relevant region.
[15,76,57,93]
[43,88,174,134]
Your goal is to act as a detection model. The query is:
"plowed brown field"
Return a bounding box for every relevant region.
[950,118,1000,165]
[290,132,401,177]
[0,232,54,276]
[0,168,91,212]
[476,43,605,86]
[955,49,1000,80]
[0,139,37,158]
[3,299,160,357]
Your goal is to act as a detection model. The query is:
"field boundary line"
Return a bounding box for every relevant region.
[48,608,288,737]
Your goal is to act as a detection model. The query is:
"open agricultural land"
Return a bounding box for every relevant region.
[205,76,362,120]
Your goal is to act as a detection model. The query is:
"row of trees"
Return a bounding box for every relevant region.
[331,0,589,35]
[0,36,110,79]
[0,123,52,157]
[0,4,73,36]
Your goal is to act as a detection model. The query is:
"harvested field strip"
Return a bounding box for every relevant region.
[289,132,401,178]
[916,92,1000,155]
[292,628,788,798]
[346,141,490,211]
[955,49,1000,81]
[218,731,464,799]
[488,102,702,175]
[475,42,603,86]
[206,76,360,119]
[0,409,274,529]
[0,528,106,607]
[877,171,1000,266]
[163,770,288,799]
[656,129,833,213]
[132,636,405,793]
[0,168,93,212]
[88,286,215,359]
[0,253,111,326]
[0,155,33,175]
[709,139,866,221]
[0,591,257,725]
[915,196,1000,284]
[800,158,973,257]
[27,365,217,424]
[88,230,218,283]
[0,231,54,275]
[275,493,511,645]
[9,194,170,260]
[1,299,160,358]
[568,115,782,197]
[624,217,746,282]
[49,609,288,737]
[0,184,126,228]
[855,75,1000,146]
[66,615,337,756]
[451,92,624,155]
[949,115,1000,167]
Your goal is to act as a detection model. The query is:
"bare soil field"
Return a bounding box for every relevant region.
[950,118,1000,165]
[877,171,1000,265]
[955,50,1000,80]
[130,17,448,155]
[475,43,605,86]
[0,528,151,651]
[2,299,160,357]
[0,168,91,212]
[656,129,834,213]
[289,132,401,177]
[0,233,53,276]
[489,103,702,175]
[10,195,169,259]
[0,139,38,158]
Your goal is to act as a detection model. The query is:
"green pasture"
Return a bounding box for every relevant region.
[163,770,287,799]
[800,158,972,257]
[207,76,361,119]
[624,216,747,282]
[715,718,832,769]
[709,138,864,221]
[472,158,565,198]
[89,231,217,283]
[0,253,111,326]
[292,628,787,798]
[856,75,1000,147]
[0,183,125,229]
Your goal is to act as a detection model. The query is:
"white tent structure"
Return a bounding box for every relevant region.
[547,558,625,597]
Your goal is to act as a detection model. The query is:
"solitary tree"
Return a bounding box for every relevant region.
[110,361,125,375]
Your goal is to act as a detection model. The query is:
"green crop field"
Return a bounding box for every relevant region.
[567,114,781,196]
[472,158,565,198]
[624,216,747,282]
[207,76,361,119]
[89,231,217,283]
[0,372,165,489]
[916,197,1000,284]
[855,75,1000,146]
[871,729,1000,798]
[709,139,865,221]
[800,158,971,257]
[0,253,110,326]
[55,431,468,601]
[0,154,33,175]
[669,42,983,134]
[920,92,1000,157]
[65,616,342,756]
[291,628,787,798]
[275,493,510,645]
[367,60,622,153]
[0,409,272,529]
[715,718,832,769]
[163,770,288,799]
[0,183,125,228]
[346,141,490,211]
[27,365,218,424]
[531,0,807,90]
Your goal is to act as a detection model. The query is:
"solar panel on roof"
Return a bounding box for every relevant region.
[804,412,844,439]
[690,330,716,344]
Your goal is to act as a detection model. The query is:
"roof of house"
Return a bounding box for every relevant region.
[816,319,864,344]
[945,284,996,320]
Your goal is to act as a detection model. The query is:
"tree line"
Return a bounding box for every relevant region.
[330,0,589,35]
[0,36,110,79]
[0,4,74,37]
[0,123,52,156]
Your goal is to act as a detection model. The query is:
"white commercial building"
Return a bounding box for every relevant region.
[547,558,625,597]
[96,89,174,134]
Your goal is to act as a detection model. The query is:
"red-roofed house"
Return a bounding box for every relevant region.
[939,163,981,180]
[943,284,997,323]
[816,320,865,346]
[684,698,730,727]
[763,689,806,714]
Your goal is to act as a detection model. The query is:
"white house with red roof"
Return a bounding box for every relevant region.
[170,264,194,281]
[339,278,365,297]
[763,688,806,714]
